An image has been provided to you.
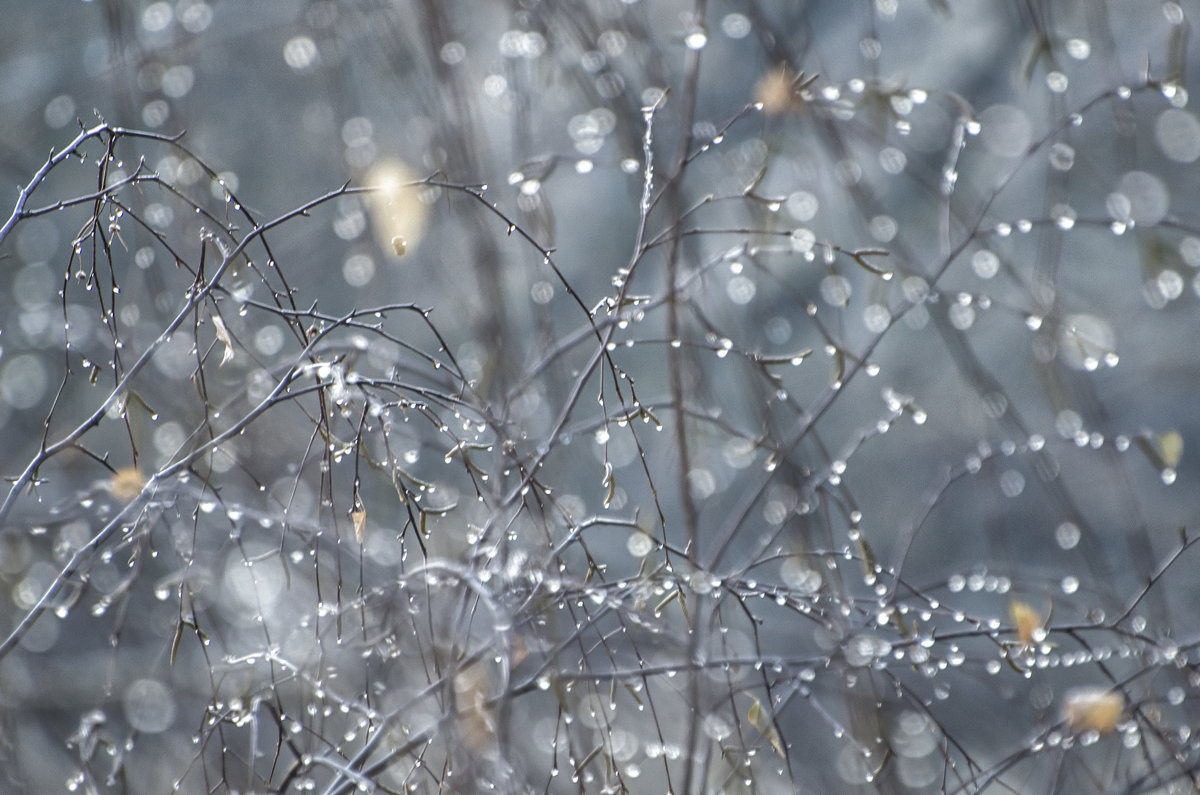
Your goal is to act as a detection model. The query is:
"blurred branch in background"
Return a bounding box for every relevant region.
[1,1,1199,793]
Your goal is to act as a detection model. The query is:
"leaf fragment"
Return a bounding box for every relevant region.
[211,311,235,366]
[747,696,786,758]
[108,466,145,501]
[1062,688,1123,734]
[352,508,367,544]
[1009,600,1043,646]
[1159,430,1183,468]
[601,461,615,508]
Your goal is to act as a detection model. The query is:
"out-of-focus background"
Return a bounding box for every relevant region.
[2,1,1200,792]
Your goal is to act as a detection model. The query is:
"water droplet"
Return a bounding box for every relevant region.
[684,28,708,50]
[1049,142,1076,171]
[1052,204,1077,230]
[972,249,1000,279]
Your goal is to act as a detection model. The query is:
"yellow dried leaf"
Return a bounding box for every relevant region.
[747,696,786,758]
[1009,600,1043,646]
[211,312,235,366]
[1158,430,1183,468]
[453,663,498,751]
[351,508,367,544]
[108,466,144,501]
[754,66,802,116]
[365,158,429,259]
[510,633,529,667]
[1061,687,1123,734]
